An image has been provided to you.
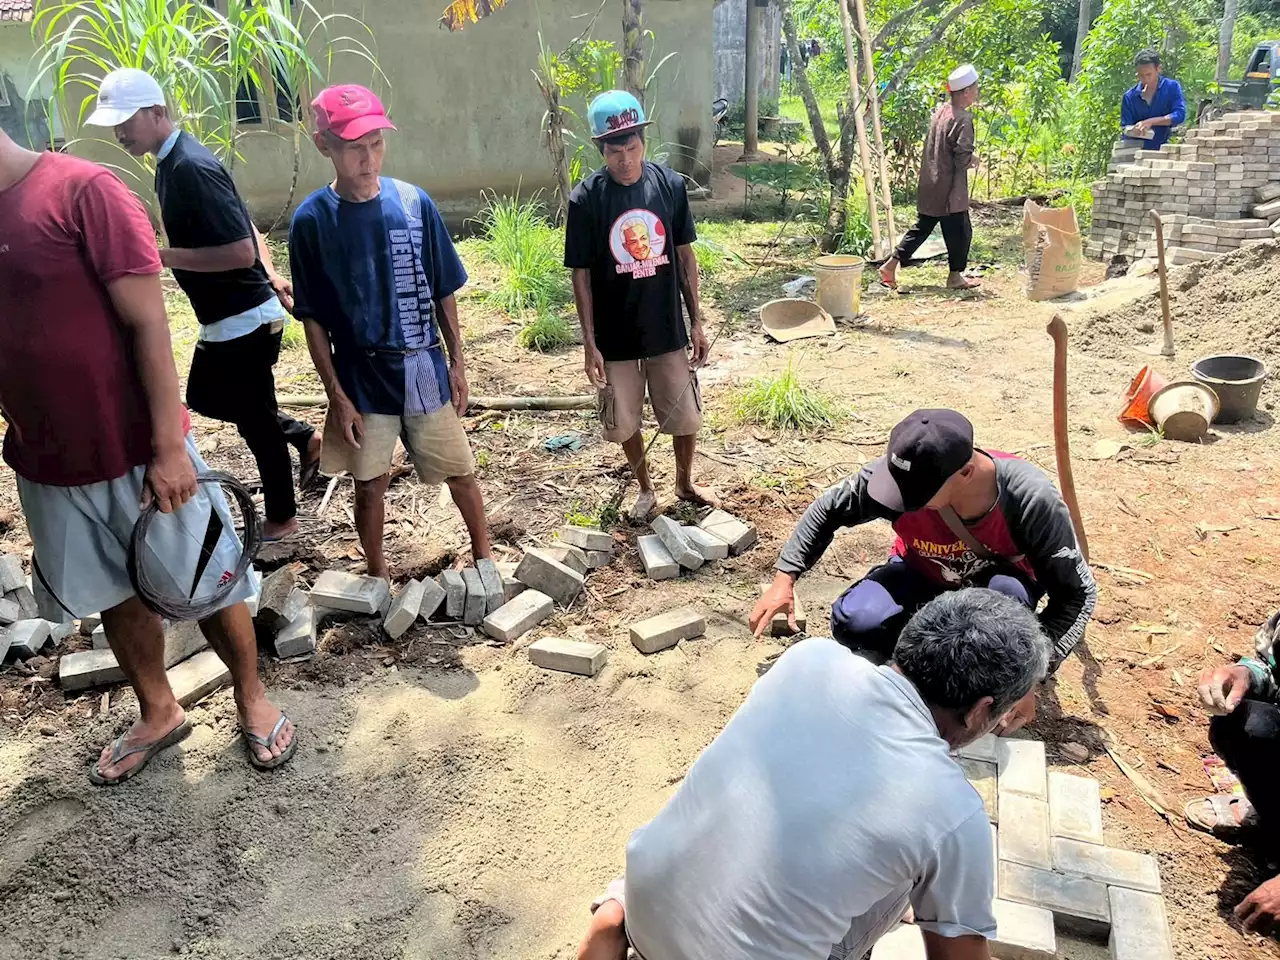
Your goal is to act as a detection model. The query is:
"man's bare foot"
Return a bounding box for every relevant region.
[94,705,186,782]
[367,563,391,580]
[629,489,658,521]
[263,517,300,541]
[239,694,295,766]
[879,259,899,288]
[578,899,627,960]
[946,272,981,289]
[675,483,722,509]
[299,433,323,489]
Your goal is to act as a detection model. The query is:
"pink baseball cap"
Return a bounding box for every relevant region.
[311,84,396,141]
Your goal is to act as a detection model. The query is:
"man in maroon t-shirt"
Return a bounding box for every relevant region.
[0,127,295,784]
[750,409,1096,734]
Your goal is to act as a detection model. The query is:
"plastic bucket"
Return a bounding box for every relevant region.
[1190,354,1268,423]
[1118,365,1169,426]
[814,255,864,320]
[1148,381,1220,442]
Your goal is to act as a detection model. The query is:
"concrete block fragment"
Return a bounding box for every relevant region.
[1048,772,1103,844]
[957,756,998,823]
[683,525,729,561]
[461,568,487,626]
[630,608,706,654]
[0,627,10,663]
[8,586,38,620]
[558,525,613,552]
[483,589,554,642]
[528,636,608,676]
[585,549,612,570]
[311,570,391,615]
[79,613,102,636]
[998,862,1110,934]
[275,606,317,658]
[48,621,76,645]
[998,793,1051,869]
[476,558,506,614]
[698,509,758,555]
[416,575,447,622]
[257,565,300,628]
[997,738,1048,800]
[7,620,51,660]
[0,554,24,593]
[955,732,998,763]
[771,597,807,637]
[650,515,703,570]
[992,898,1056,960]
[245,590,260,619]
[384,579,425,639]
[91,623,108,649]
[503,576,527,603]
[59,648,126,692]
[869,924,924,959]
[167,648,231,707]
[1051,838,1161,893]
[637,535,678,580]
[439,569,466,618]
[1108,886,1173,960]
[544,545,589,575]
[515,549,585,606]
[0,597,20,626]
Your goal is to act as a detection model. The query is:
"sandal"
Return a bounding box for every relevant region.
[1185,795,1257,839]
[244,713,297,770]
[88,719,193,787]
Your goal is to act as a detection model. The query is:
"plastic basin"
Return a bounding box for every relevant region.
[1148,380,1220,442]
[1191,354,1268,423]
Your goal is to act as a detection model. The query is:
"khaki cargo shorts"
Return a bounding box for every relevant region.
[598,348,703,443]
[321,404,475,484]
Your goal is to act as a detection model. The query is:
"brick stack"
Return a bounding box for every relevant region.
[1088,111,1280,265]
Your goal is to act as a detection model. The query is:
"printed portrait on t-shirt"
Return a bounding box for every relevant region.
[609,208,669,279]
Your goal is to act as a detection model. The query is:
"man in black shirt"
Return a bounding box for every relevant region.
[564,90,718,520]
[88,68,321,541]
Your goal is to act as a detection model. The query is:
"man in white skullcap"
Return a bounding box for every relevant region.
[879,64,980,291]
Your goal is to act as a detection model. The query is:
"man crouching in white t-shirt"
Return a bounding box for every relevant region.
[578,588,1048,960]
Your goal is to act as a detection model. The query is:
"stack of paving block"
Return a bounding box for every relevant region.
[638,509,758,581]
[1088,112,1280,265]
[0,553,77,665]
[873,734,1174,959]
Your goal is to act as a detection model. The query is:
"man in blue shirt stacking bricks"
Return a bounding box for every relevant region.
[1121,49,1186,150]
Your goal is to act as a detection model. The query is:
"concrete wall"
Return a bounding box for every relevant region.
[712,0,780,110]
[0,23,57,151]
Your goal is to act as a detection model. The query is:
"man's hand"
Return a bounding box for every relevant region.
[690,324,711,368]
[749,573,796,638]
[269,272,295,313]
[328,392,364,449]
[1236,876,1280,934]
[996,689,1038,735]
[449,361,470,417]
[1134,119,1152,132]
[142,444,197,513]
[1198,664,1252,716]
[585,346,607,389]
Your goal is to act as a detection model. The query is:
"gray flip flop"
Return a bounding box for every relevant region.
[244,713,297,770]
[88,719,193,787]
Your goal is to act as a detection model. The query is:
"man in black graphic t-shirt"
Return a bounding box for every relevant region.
[564,90,720,521]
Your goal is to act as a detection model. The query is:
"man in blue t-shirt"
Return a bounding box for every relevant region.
[1121,49,1186,150]
[290,85,490,579]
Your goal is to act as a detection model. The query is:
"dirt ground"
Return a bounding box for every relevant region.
[3,197,1280,959]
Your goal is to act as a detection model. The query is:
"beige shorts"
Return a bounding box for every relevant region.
[320,404,475,484]
[599,349,703,443]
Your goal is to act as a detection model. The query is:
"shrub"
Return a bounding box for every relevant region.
[473,191,568,314]
[733,357,842,431]
[517,311,576,352]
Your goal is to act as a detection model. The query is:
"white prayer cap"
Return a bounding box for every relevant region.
[948,64,979,92]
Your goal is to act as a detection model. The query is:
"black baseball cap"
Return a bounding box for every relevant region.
[867,409,975,512]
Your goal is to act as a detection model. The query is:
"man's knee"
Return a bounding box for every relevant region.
[445,473,478,492]
[986,574,1033,608]
[832,578,904,636]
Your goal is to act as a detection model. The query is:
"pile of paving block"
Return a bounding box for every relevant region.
[873,733,1173,960]
[0,553,76,664]
[637,509,757,579]
[1087,111,1280,265]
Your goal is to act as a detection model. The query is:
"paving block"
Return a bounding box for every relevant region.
[163,620,210,668]
[0,596,20,626]
[698,509,758,555]
[998,793,1051,868]
[684,525,729,561]
[0,627,10,663]
[275,606,317,658]
[311,570,391,615]
[768,595,807,637]
[515,549,585,606]
[528,636,608,676]
[586,549,612,570]
[245,590,260,619]
[8,586,38,620]
[998,861,1110,935]
[869,924,924,959]
[6,620,51,660]
[257,565,300,628]
[482,589,554,642]
[997,738,1048,800]
[558,525,613,552]
[417,576,447,622]
[59,648,126,692]
[992,898,1056,960]
[1051,838,1161,893]
[1257,181,1280,202]
[91,624,108,649]
[502,575,527,603]
[79,613,102,636]
[0,554,24,593]
[958,756,998,823]
[1108,886,1173,960]
[955,732,998,763]
[384,579,425,639]
[461,568,487,626]
[1049,772,1104,844]
[630,608,706,654]
[476,558,506,614]
[650,515,704,569]
[439,569,466,618]
[637,535,679,580]
[167,648,231,707]
[544,545,589,576]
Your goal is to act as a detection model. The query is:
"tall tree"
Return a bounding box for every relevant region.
[1071,0,1092,81]
[1218,0,1240,82]
[623,0,645,104]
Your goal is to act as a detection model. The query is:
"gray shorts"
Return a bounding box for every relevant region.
[16,434,259,622]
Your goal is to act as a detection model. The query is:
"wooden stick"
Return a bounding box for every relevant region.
[1149,210,1175,357]
[1047,314,1089,561]
[851,0,896,247]
[836,0,882,256]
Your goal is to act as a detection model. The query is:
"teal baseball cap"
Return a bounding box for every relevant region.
[588,90,651,141]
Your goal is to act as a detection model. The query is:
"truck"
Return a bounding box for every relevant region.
[1197,41,1280,123]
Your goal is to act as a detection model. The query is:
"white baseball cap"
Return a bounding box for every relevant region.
[948,64,979,92]
[86,68,166,127]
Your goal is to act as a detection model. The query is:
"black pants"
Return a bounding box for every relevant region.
[1211,698,1280,844]
[894,211,972,274]
[186,324,315,524]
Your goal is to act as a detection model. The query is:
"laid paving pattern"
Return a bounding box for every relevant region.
[872,733,1173,960]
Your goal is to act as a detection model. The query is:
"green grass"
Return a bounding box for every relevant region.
[733,358,842,432]
[516,311,576,352]
[280,320,306,349]
[472,191,568,315]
